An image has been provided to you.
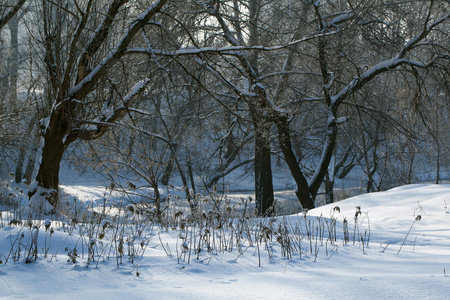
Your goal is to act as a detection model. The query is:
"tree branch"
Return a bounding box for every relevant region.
[65,0,168,103]
[332,13,449,107]
[0,0,26,31]
[71,78,151,141]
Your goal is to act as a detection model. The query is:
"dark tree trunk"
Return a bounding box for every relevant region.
[275,110,337,210]
[435,142,440,184]
[188,159,196,195]
[161,153,175,186]
[275,115,315,209]
[29,111,70,207]
[251,110,274,216]
[324,171,334,204]
[308,119,338,200]
[14,150,25,184]
[161,144,177,186]
[151,181,162,223]
[254,133,274,216]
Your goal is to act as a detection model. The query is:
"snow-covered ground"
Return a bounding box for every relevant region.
[1,183,450,299]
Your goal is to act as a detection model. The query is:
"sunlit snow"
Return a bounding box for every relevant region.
[1,181,449,299]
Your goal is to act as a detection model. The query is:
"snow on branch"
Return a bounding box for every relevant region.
[99,78,151,123]
[74,78,151,141]
[122,78,151,106]
[331,13,449,106]
[332,58,428,105]
[66,0,167,103]
[322,11,354,31]
[399,13,449,58]
[126,31,339,58]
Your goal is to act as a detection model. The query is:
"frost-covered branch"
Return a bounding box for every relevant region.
[126,31,338,58]
[73,78,151,141]
[398,1,447,58]
[332,12,449,107]
[74,0,126,85]
[322,11,354,30]
[66,0,168,103]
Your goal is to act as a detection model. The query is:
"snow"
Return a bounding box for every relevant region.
[322,11,354,31]
[127,30,339,58]
[39,117,50,134]
[28,186,56,214]
[123,79,151,104]
[330,19,445,107]
[100,103,114,121]
[1,183,450,299]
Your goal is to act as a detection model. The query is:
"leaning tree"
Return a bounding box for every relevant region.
[28,0,168,212]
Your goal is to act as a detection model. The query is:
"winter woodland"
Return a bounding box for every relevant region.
[0,1,449,298]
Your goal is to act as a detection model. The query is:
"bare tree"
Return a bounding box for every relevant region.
[28,0,168,212]
[9,0,447,215]
[148,0,448,213]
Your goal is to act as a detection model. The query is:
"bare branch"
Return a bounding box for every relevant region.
[75,0,128,84]
[72,78,152,141]
[332,13,449,107]
[126,31,339,57]
[66,0,168,103]
[0,0,26,31]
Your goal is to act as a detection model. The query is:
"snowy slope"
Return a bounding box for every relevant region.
[1,184,450,299]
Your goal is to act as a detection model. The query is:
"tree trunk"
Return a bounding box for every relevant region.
[187,158,196,195]
[324,171,334,204]
[275,115,315,209]
[15,117,36,183]
[251,110,274,216]
[308,110,339,200]
[161,150,175,186]
[7,14,19,109]
[14,150,26,184]
[23,134,39,185]
[151,181,162,223]
[435,142,440,184]
[29,111,69,208]
[254,134,274,216]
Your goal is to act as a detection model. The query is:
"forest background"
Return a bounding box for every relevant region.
[0,0,448,216]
